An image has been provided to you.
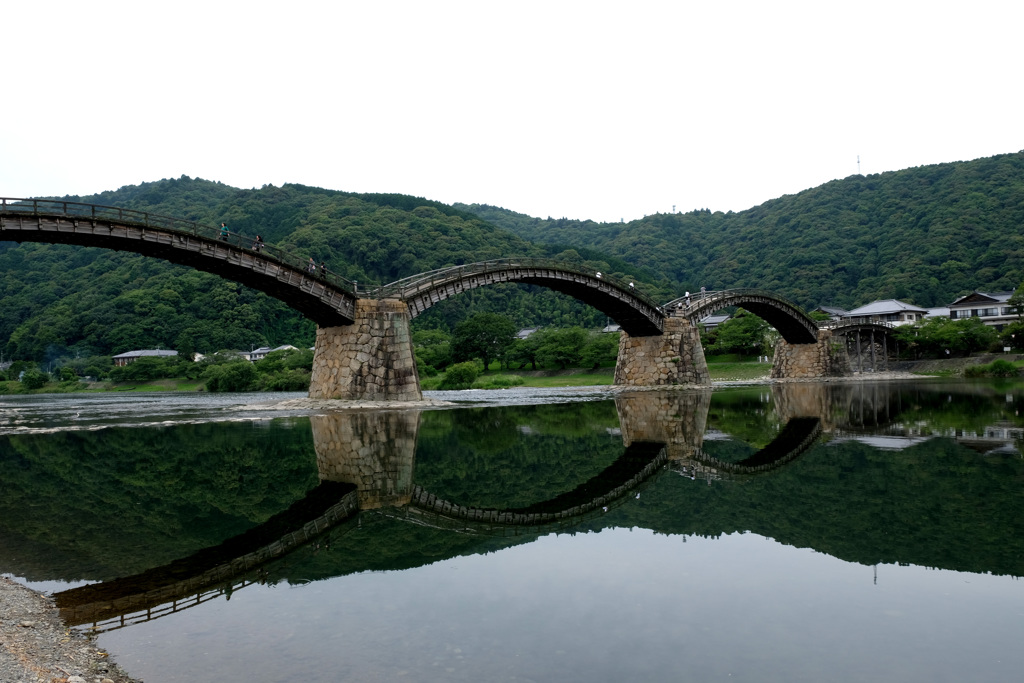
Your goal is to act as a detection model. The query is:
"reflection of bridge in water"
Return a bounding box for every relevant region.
[55,384,903,632]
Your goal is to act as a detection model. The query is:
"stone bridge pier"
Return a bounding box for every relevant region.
[309,299,422,401]
[614,317,710,386]
[312,410,421,509]
[615,389,712,460]
[771,329,851,379]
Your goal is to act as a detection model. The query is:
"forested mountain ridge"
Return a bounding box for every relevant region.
[2,151,1022,362]
[0,179,651,361]
[457,151,1024,309]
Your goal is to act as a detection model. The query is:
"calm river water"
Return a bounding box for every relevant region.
[2,381,1023,682]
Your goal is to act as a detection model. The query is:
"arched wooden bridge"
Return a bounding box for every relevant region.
[2,197,849,393]
[371,259,665,335]
[0,198,359,326]
[0,198,826,344]
[666,289,820,344]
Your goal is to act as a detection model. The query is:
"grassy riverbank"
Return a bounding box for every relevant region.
[8,356,1016,396]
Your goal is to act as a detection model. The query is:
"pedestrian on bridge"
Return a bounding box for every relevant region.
[220,223,229,241]
[252,235,264,252]
[307,257,316,273]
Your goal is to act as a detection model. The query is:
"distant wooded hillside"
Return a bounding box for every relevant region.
[457,151,1024,309]
[0,180,656,361]
[2,151,1022,362]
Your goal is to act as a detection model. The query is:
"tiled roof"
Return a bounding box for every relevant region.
[845,299,927,316]
[111,349,178,359]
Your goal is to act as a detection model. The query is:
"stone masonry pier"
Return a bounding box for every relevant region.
[614,317,710,387]
[309,298,422,401]
[771,329,851,379]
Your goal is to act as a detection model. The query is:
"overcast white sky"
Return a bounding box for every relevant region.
[4,1,1022,223]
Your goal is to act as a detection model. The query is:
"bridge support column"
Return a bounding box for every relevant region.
[309,298,422,401]
[614,317,710,386]
[771,329,850,379]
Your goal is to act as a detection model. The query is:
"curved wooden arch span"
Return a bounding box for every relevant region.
[0,199,358,327]
[375,259,666,337]
[823,320,899,339]
[668,289,819,344]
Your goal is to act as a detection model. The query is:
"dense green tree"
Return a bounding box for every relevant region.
[580,332,620,368]
[203,360,259,392]
[704,310,770,356]
[893,316,999,358]
[535,327,589,370]
[20,369,48,390]
[451,313,518,370]
[439,361,479,390]
[412,329,453,374]
[506,333,543,370]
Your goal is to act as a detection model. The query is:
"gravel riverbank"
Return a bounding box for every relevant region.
[0,576,140,683]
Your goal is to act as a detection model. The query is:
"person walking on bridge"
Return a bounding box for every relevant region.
[220,223,229,241]
[252,235,264,252]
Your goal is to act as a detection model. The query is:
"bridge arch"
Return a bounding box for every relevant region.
[373,259,666,337]
[823,321,900,373]
[0,198,358,327]
[667,289,819,344]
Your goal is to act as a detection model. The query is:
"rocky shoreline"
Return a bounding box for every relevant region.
[0,576,141,683]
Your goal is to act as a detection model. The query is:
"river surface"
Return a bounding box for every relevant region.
[2,381,1023,682]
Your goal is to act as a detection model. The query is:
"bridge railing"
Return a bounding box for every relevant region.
[818,318,897,331]
[0,197,358,295]
[665,288,809,319]
[369,257,665,311]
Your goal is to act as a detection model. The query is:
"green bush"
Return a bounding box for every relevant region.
[964,359,1019,378]
[204,361,259,392]
[473,374,525,389]
[438,361,479,390]
[259,369,311,391]
[20,369,49,390]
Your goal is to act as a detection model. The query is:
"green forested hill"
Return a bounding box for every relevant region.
[0,179,652,361]
[2,152,1023,362]
[457,151,1024,308]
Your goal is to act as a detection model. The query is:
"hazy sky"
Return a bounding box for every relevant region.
[4,1,1021,223]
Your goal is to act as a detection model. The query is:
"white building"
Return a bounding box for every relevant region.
[247,345,299,362]
[947,291,1017,329]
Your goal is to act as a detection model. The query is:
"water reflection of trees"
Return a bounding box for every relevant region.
[0,421,321,581]
[3,382,1024,632]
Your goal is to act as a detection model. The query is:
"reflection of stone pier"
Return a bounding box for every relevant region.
[772,382,835,431]
[312,410,420,509]
[615,389,712,460]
